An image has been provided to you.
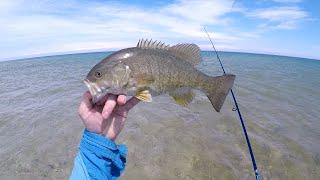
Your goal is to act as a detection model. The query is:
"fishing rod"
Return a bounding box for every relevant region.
[203,27,261,180]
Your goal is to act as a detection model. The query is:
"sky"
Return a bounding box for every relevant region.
[0,0,319,61]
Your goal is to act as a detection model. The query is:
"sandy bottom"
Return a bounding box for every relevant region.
[1,92,318,180]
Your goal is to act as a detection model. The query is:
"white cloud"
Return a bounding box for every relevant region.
[0,0,22,12]
[250,6,307,21]
[272,0,302,3]
[248,6,308,29]
[0,0,317,60]
[163,0,234,24]
[1,0,251,60]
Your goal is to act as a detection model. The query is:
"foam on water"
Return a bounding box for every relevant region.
[0,52,319,179]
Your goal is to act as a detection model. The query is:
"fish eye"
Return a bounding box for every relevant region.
[95,71,102,78]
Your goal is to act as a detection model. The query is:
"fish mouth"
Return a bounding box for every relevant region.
[83,79,109,104]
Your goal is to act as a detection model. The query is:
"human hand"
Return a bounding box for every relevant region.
[78,91,140,140]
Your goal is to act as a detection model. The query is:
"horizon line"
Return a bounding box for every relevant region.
[1,49,319,62]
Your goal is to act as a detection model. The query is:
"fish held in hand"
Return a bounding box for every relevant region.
[84,39,235,112]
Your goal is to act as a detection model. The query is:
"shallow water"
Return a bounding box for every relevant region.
[0,52,319,179]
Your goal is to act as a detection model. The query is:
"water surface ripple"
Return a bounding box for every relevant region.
[0,52,319,179]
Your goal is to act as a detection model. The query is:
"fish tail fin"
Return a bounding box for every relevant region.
[203,74,235,112]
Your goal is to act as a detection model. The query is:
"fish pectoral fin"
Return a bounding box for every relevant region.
[169,88,194,107]
[135,89,152,102]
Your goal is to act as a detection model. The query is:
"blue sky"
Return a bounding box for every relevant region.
[0,0,319,61]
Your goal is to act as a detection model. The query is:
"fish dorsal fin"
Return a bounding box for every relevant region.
[137,39,170,50]
[136,39,201,66]
[169,44,201,66]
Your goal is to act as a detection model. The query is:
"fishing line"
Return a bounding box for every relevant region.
[203,27,261,180]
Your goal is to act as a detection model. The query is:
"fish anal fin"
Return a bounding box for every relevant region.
[169,88,194,107]
[169,44,201,66]
[135,89,152,102]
